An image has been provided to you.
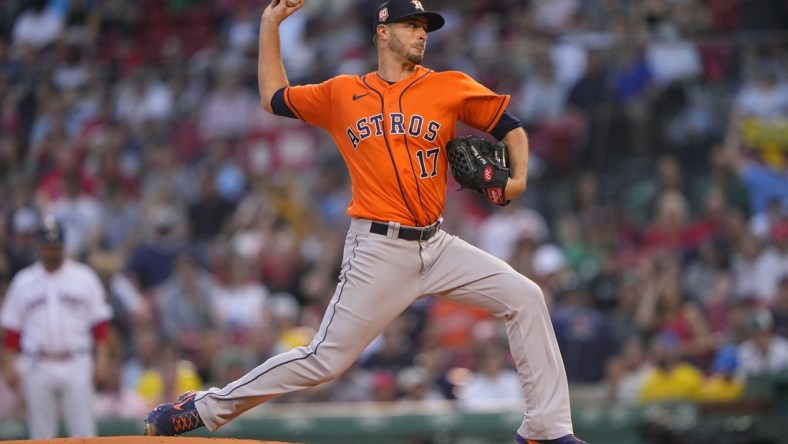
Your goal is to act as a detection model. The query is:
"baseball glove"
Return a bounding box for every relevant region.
[446,135,511,206]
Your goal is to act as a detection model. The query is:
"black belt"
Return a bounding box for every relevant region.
[370,221,440,241]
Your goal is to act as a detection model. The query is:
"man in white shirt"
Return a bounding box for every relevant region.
[737,309,788,378]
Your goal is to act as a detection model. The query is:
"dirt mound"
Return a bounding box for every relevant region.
[1,438,296,444]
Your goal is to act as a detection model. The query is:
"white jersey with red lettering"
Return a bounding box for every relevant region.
[1,258,112,439]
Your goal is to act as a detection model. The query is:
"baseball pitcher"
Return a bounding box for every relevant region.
[145,1,586,443]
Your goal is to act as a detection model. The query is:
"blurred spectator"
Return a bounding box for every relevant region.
[641,190,695,255]
[209,138,247,203]
[569,171,605,229]
[550,30,588,89]
[605,336,653,405]
[198,66,259,141]
[60,0,101,48]
[122,326,158,390]
[749,198,786,243]
[5,207,39,276]
[188,169,237,243]
[305,362,374,404]
[626,154,688,227]
[134,341,203,406]
[612,43,654,155]
[370,370,398,403]
[362,319,416,373]
[34,136,97,205]
[93,355,149,419]
[636,255,717,366]
[685,185,728,247]
[697,345,744,402]
[731,63,788,121]
[767,218,788,276]
[682,237,730,304]
[45,174,103,258]
[457,343,524,411]
[736,0,788,33]
[517,53,567,128]
[223,0,260,56]
[139,147,196,204]
[154,250,218,353]
[11,0,63,50]
[736,309,788,378]
[774,277,788,338]
[212,253,270,345]
[99,183,142,253]
[114,69,174,130]
[644,22,702,86]
[90,248,146,355]
[95,0,140,38]
[552,286,615,383]
[299,229,344,307]
[698,273,734,344]
[717,142,788,217]
[731,232,784,304]
[208,348,255,388]
[52,45,91,91]
[515,52,581,172]
[665,86,721,169]
[424,298,492,354]
[607,273,645,346]
[565,49,616,167]
[265,291,305,355]
[639,332,704,403]
[126,206,188,291]
[531,243,570,311]
[396,366,447,410]
[587,253,623,312]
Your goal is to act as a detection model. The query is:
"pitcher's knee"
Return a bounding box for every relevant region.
[502,272,545,302]
[499,272,549,318]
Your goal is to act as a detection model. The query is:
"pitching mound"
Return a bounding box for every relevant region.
[1,438,296,444]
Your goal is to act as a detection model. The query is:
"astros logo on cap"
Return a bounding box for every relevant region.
[411,0,424,10]
[379,7,388,22]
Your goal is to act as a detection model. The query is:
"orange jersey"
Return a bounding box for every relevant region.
[283,65,510,226]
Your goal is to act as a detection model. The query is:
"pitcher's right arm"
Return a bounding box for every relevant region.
[259,0,304,113]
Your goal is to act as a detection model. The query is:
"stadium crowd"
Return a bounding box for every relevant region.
[0,0,787,422]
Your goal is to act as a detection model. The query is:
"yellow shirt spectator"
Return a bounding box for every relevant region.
[136,360,203,405]
[698,345,744,402]
[697,374,744,402]
[639,363,704,403]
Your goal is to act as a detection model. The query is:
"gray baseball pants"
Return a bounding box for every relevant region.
[194,218,573,440]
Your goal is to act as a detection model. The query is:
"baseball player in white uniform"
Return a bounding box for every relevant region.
[1,215,113,439]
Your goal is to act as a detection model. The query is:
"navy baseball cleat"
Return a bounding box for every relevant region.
[144,390,205,436]
[515,433,589,444]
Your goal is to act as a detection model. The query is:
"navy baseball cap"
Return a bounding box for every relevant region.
[36,215,64,245]
[373,0,445,33]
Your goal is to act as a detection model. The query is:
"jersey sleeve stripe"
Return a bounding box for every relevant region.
[483,94,511,133]
[3,328,21,352]
[92,320,110,341]
[271,87,297,119]
[285,87,307,122]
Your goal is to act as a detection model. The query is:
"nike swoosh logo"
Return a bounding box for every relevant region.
[352,93,369,101]
[172,396,192,411]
